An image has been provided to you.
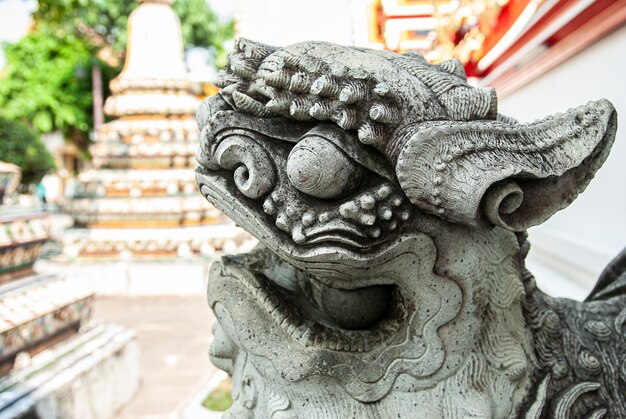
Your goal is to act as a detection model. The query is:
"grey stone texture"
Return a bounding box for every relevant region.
[195,38,625,418]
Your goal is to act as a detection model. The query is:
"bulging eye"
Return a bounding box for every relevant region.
[287,136,362,199]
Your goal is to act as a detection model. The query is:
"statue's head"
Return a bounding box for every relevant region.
[196,39,617,417]
[197,38,616,272]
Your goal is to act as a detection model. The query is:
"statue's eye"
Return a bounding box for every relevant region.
[287,136,363,199]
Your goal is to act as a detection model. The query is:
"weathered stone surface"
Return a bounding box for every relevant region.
[0,324,138,419]
[196,38,624,418]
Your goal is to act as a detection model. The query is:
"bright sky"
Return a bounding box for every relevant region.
[0,0,235,67]
[0,0,35,41]
[208,0,235,21]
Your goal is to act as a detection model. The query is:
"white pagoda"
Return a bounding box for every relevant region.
[65,0,249,258]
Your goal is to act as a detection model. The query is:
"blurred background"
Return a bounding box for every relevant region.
[0,0,624,418]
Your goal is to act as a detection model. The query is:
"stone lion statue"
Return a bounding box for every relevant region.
[196,38,624,418]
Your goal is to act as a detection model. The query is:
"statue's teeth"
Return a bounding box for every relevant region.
[339,202,359,218]
[289,72,314,93]
[286,323,298,335]
[298,328,313,346]
[327,339,339,351]
[390,196,403,207]
[292,226,307,244]
[270,190,282,202]
[318,212,332,223]
[334,108,358,130]
[301,212,316,227]
[358,122,384,146]
[378,206,392,220]
[359,213,377,226]
[263,198,276,215]
[359,194,376,210]
[280,315,292,328]
[376,184,392,200]
[276,213,290,232]
[290,326,304,342]
[368,227,381,238]
[270,306,282,320]
[369,103,397,124]
[310,75,340,96]
[339,81,367,104]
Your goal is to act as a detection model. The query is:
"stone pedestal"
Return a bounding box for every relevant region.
[0,168,139,418]
[0,324,139,419]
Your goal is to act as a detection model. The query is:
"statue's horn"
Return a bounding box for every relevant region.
[392,99,617,231]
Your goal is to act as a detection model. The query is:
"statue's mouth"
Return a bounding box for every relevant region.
[205,216,467,402]
[208,247,409,356]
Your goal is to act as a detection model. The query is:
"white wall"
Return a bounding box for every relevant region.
[234,0,356,46]
[499,25,626,300]
[0,0,36,67]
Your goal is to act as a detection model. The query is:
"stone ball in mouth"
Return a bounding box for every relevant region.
[320,284,391,330]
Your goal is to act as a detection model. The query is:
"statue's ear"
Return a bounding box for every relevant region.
[394,99,617,231]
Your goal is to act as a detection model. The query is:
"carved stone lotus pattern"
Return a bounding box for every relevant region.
[195,39,625,418]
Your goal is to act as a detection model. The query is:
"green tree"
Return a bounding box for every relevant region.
[0,116,55,185]
[31,0,233,67]
[0,32,95,151]
[0,0,233,151]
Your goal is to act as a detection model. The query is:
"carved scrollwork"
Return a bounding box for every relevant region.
[214,135,276,199]
[483,181,524,229]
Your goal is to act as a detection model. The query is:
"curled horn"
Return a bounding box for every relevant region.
[435,59,467,79]
[393,99,617,231]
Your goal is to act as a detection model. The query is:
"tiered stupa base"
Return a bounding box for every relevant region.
[0,205,139,417]
[0,211,49,284]
[0,273,93,374]
[62,223,254,259]
[0,323,138,419]
[65,165,254,258]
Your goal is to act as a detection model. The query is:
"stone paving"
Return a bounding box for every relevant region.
[94,296,218,419]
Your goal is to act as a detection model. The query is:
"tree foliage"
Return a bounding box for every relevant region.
[0,0,233,151]
[31,0,234,66]
[0,116,55,185]
[0,32,95,150]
